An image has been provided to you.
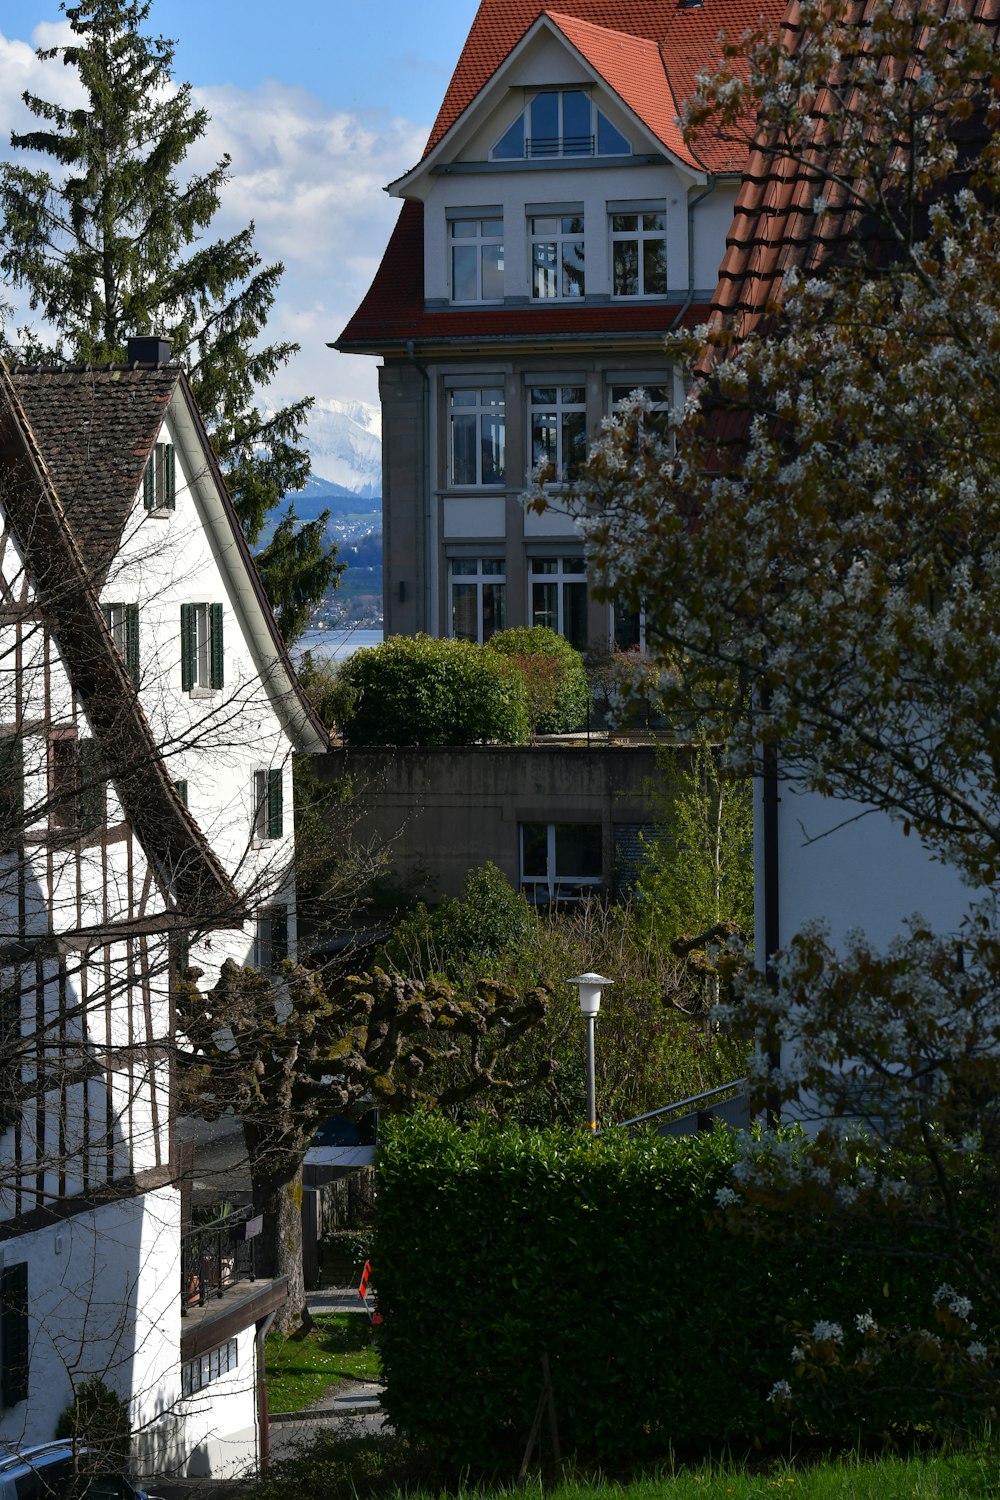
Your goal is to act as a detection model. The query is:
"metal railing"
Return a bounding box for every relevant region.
[615,1077,748,1132]
[180,1207,262,1314]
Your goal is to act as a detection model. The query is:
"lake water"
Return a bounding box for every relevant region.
[295,625,384,662]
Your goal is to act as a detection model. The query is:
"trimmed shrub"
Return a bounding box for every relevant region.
[382,863,538,981]
[376,1116,951,1475]
[56,1377,130,1463]
[488,626,590,735]
[336,634,528,746]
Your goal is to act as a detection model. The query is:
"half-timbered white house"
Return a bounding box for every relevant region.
[0,340,328,1479]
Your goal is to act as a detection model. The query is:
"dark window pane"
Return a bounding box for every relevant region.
[563,410,587,479]
[522,823,549,877]
[531,412,558,469]
[597,111,631,154]
[452,584,478,642]
[530,92,559,151]
[644,237,667,295]
[561,240,585,297]
[563,581,588,649]
[563,90,591,153]
[643,213,666,231]
[452,244,477,302]
[614,240,638,297]
[555,823,602,876]
[532,581,558,631]
[481,412,505,483]
[451,413,477,484]
[564,557,587,574]
[612,214,637,233]
[482,243,504,299]
[482,582,506,640]
[614,602,642,650]
[493,116,524,159]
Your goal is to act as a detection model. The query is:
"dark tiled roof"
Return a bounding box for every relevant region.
[12,365,178,584]
[707,0,1000,352]
[337,199,710,350]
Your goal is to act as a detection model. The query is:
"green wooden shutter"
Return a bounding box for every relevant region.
[165,443,176,510]
[0,738,23,850]
[180,605,196,691]
[267,769,283,839]
[143,457,155,510]
[78,738,106,834]
[210,603,224,688]
[270,905,288,965]
[174,779,188,807]
[126,603,140,684]
[1,1261,29,1406]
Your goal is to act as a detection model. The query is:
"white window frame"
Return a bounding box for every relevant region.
[449,558,507,644]
[528,554,588,649]
[447,387,506,487]
[182,1337,239,1398]
[519,821,604,905]
[528,385,587,483]
[450,216,504,304]
[610,212,668,298]
[530,216,585,300]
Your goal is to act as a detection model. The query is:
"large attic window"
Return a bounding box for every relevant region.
[491,91,631,160]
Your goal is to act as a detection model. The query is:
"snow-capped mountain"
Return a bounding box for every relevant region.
[302,397,382,498]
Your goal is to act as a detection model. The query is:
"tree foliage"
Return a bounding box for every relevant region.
[335,633,529,746]
[568,0,1000,1411]
[487,625,591,736]
[0,0,339,638]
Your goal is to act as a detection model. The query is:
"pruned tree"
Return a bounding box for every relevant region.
[0,0,340,638]
[177,961,550,1332]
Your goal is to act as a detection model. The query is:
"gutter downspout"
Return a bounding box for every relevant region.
[256,1309,279,1473]
[669,175,717,331]
[406,339,432,632]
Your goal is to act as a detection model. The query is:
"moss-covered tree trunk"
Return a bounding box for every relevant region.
[246,1130,307,1335]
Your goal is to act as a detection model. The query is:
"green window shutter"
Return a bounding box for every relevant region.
[165,443,176,510]
[174,779,188,807]
[143,458,155,510]
[126,603,140,685]
[267,768,283,839]
[0,738,23,849]
[78,738,106,834]
[180,605,196,691]
[271,906,288,965]
[1,1261,29,1406]
[210,603,224,689]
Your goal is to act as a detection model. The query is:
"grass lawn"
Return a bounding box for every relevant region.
[250,1439,1000,1500]
[265,1311,380,1413]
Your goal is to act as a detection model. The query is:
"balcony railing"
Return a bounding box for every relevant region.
[181,1207,262,1314]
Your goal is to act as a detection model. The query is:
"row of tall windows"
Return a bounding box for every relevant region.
[447,382,669,488]
[449,209,667,303]
[450,555,588,650]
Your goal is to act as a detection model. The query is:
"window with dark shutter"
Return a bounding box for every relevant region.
[1,1261,29,1406]
[78,739,107,834]
[48,733,78,829]
[105,603,140,685]
[143,459,156,511]
[0,738,23,850]
[174,779,188,807]
[165,443,176,510]
[144,443,177,511]
[180,604,196,691]
[267,769,283,839]
[210,603,224,688]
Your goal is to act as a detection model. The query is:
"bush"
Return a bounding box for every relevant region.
[488,626,590,735]
[335,634,529,746]
[377,1116,953,1475]
[382,863,538,981]
[55,1377,130,1463]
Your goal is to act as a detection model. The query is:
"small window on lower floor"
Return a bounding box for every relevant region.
[181,1336,238,1397]
[519,822,602,905]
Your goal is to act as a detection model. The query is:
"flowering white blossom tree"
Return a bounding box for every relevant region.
[565,0,1000,1414]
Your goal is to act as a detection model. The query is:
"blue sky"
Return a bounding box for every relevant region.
[0,1,481,412]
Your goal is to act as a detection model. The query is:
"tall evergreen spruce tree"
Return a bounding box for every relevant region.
[0,0,340,641]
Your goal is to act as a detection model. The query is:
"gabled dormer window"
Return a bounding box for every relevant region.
[491,91,631,160]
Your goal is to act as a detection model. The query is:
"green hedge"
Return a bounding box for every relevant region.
[376,1117,947,1473]
[336,634,528,746]
[488,625,590,734]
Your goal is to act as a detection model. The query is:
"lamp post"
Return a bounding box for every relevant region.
[569,972,612,1132]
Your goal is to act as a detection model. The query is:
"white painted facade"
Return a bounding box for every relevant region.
[0,362,326,1480]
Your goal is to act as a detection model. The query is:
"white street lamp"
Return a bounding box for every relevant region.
[569,972,612,1131]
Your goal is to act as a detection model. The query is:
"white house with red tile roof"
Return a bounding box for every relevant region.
[335,0,782,656]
